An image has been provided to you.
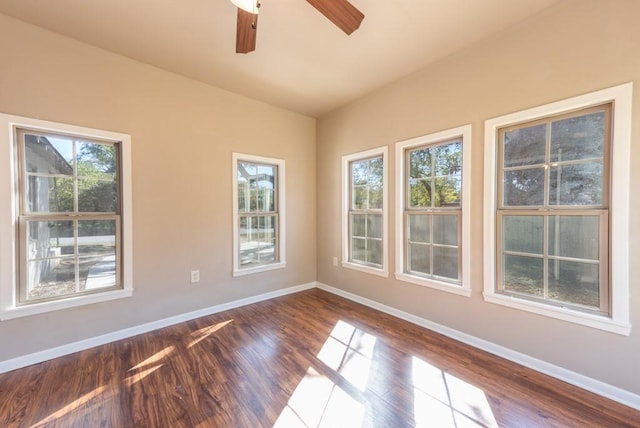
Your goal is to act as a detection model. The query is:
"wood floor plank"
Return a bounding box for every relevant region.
[0,288,639,427]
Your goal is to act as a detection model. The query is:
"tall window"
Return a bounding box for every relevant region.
[395,126,471,296]
[497,106,610,313]
[342,147,388,277]
[0,115,133,319]
[483,83,632,335]
[232,153,286,276]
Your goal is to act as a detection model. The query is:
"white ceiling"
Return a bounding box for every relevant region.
[0,0,562,117]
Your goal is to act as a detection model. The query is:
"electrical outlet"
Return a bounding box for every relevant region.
[332,257,338,267]
[190,270,200,283]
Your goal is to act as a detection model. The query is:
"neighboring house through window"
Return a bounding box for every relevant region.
[232,153,286,276]
[483,83,633,335]
[0,114,133,319]
[342,147,388,277]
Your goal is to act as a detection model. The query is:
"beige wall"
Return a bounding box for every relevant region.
[317,0,640,394]
[0,14,316,360]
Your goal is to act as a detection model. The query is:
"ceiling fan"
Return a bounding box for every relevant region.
[230,0,365,54]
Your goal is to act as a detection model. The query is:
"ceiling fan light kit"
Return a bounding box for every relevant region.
[231,0,364,54]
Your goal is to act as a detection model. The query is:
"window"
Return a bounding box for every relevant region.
[342,147,388,277]
[395,126,471,296]
[483,83,632,335]
[0,115,133,319]
[232,153,285,276]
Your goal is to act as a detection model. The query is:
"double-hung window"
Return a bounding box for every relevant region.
[483,84,632,335]
[342,147,388,277]
[232,153,286,276]
[0,114,133,319]
[395,125,471,296]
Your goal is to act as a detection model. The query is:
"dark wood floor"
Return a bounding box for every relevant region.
[0,288,638,427]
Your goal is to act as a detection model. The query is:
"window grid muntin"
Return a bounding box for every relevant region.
[498,104,610,210]
[16,128,123,306]
[405,211,461,282]
[404,138,463,284]
[406,139,462,210]
[236,160,280,269]
[348,156,383,268]
[496,104,611,314]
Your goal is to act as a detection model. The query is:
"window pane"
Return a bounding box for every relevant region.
[351,214,366,237]
[550,111,605,162]
[239,162,275,213]
[503,254,543,297]
[27,220,74,262]
[367,214,382,239]
[433,246,458,280]
[238,182,248,212]
[408,214,430,243]
[78,219,117,290]
[368,157,384,185]
[351,238,366,263]
[368,239,382,266]
[352,160,368,185]
[409,179,432,208]
[263,215,277,244]
[549,162,603,206]
[78,178,117,212]
[548,216,599,260]
[503,216,543,254]
[434,177,461,207]
[26,176,74,212]
[409,243,430,274]
[369,185,383,209]
[239,216,257,266]
[503,168,545,206]
[503,124,547,167]
[24,134,74,174]
[409,148,432,179]
[352,185,368,209]
[548,260,599,308]
[432,215,458,246]
[26,259,77,301]
[434,141,462,176]
[77,142,116,173]
[258,214,276,263]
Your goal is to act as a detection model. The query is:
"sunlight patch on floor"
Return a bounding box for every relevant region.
[188,319,234,348]
[273,367,365,428]
[129,345,175,371]
[33,385,111,427]
[412,356,498,428]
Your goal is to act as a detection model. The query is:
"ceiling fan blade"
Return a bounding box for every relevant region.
[236,8,258,53]
[306,0,364,35]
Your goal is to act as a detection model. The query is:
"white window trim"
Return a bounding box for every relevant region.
[341,146,389,277]
[395,125,472,297]
[232,153,286,277]
[0,114,134,320]
[483,83,633,335]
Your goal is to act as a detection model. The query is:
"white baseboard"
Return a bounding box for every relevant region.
[0,281,316,374]
[316,282,640,411]
[2,280,638,411]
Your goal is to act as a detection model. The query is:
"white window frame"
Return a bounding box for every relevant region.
[0,114,133,320]
[395,125,472,297]
[341,146,389,277]
[483,83,633,335]
[232,153,286,277]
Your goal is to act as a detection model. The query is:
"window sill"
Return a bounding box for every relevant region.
[395,272,471,297]
[483,292,631,336]
[342,261,389,278]
[233,261,286,277]
[0,288,133,321]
